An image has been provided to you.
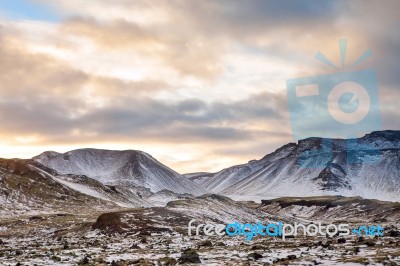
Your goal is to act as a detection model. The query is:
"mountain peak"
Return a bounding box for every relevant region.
[199,130,400,202]
[362,130,400,141]
[33,148,205,195]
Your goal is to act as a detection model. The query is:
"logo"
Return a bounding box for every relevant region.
[187,220,384,241]
[287,39,381,167]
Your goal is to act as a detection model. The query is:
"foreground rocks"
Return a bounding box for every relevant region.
[0,195,399,265]
[0,218,399,265]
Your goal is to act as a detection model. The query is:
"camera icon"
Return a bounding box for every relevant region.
[287,69,381,141]
[286,40,382,168]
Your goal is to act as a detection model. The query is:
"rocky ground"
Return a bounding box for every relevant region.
[0,195,399,265]
[0,219,399,265]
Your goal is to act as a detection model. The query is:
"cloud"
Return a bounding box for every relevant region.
[0,24,287,143]
[58,15,226,79]
[0,88,286,145]
[0,0,399,173]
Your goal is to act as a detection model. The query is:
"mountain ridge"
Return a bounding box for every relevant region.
[193,130,400,202]
[33,148,206,196]
[0,130,397,213]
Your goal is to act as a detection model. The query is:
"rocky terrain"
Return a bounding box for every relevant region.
[3,130,395,210]
[0,195,399,265]
[0,157,197,216]
[196,131,400,202]
[0,130,399,265]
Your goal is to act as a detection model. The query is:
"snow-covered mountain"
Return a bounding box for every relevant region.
[0,156,198,216]
[3,130,399,213]
[196,130,400,202]
[33,148,206,196]
[0,158,123,215]
[183,172,214,184]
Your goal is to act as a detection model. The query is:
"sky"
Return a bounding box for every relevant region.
[0,0,398,173]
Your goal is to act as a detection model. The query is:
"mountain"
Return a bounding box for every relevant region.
[0,158,122,215]
[0,155,200,215]
[1,132,399,265]
[196,130,400,202]
[33,148,206,196]
[2,130,399,215]
[183,172,214,184]
[199,143,297,193]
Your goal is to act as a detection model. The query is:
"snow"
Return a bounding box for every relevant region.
[28,131,400,203]
[203,131,400,202]
[33,148,206,196]
[31,165,129,207]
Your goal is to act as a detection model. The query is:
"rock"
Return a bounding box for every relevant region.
[215,241,226,246]
[91,212,128,235]
[131,243,141,249]
[353,247,360,254]
[248,252,263,261]
[111,260,126,266]
[179,248,201,264]
[251,245,265,250]
[321,241,331,248]
[132,258,154,265]
[197,240,212,248]
[52,256,62,261]
[138,231,151,237]
[15,250,23,256]
[287,255,297,260]
[337,238,346,244]
[79,255,89,265]
[389,230,400,237]
[365,239,376,247]
[29,216,44,221]
[157,257,177,265]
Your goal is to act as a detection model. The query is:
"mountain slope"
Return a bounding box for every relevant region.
[0,158,122,215]
[197,143,297,192]
[183,172,214,184]
[33,148,206,196]
[204,131,400,202]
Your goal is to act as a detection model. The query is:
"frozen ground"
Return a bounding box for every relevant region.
[0,195,399,265]
[1,227,400,265]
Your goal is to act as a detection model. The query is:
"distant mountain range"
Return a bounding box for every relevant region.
[192,130,400,202]
[0,130,398,215]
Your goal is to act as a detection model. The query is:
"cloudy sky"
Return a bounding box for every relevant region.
[0,0,398,173]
